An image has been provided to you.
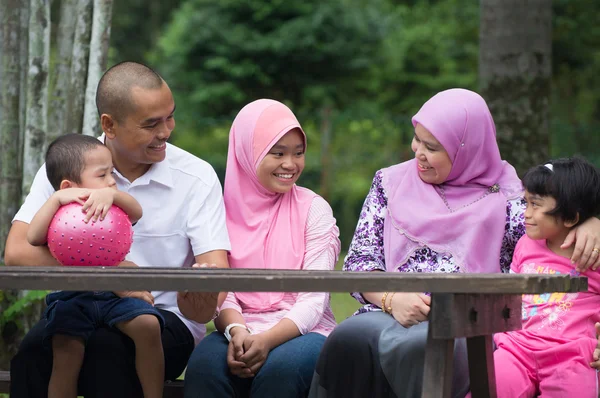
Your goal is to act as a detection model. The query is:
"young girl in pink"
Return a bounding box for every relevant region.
[492,157,600,397]
[184,99,341,398]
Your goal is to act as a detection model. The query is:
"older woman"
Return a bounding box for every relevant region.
[309,88,600,398]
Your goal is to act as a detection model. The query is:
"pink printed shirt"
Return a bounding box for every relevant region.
[495,235,600,350]
[220,196,341,336]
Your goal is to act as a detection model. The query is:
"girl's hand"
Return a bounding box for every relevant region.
[389,292,430,328]
[238,333,272,377]
[561,217,600,272]
[82,187,117,223]
[590,323,600,369]
[227,329,253,377]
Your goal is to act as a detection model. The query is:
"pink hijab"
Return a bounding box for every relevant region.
[224,99,317,311]
[383,89,522,273]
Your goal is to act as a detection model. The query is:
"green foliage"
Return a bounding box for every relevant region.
[108,0,600,246]
[0,290,47,325]
[551,0,600,163]
[151,0,390,124]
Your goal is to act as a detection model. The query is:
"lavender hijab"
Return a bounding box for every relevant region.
[382,89,522,274]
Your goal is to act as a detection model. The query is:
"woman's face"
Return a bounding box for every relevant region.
[411,123,452,185]
[257,128,305,193]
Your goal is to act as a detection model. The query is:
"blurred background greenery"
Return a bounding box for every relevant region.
[104,0,600,249]
[2,0,600,374]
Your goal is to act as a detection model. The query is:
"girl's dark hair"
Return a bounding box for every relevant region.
[522,157,600,226]
[46,134,105,190]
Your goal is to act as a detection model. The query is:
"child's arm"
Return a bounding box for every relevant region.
[27,188,90,246]
[82,188,142,224]
[112,191,142,223]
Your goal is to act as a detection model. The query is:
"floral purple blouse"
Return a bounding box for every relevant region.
[344,170,526,314]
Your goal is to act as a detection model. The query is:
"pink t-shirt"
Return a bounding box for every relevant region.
[495,235,600,350]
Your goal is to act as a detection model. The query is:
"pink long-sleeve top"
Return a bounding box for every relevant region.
[220,196,341,336]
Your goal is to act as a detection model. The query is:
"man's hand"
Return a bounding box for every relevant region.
[177,263,219,323]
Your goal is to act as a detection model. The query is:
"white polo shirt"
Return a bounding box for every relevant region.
[13,136,231,344]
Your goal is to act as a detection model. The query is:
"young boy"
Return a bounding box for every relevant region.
[28,134,165,398]
[491,157,600,397]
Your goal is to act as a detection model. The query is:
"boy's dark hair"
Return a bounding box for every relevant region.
[46,134,105,190]
[522,157,600,226]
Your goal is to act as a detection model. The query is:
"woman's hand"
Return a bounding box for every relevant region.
[238,333,272,377]
[389,292,430,327]
[561,217,600,272]
[227,329,253,377]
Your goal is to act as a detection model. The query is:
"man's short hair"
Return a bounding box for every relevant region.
[46,134,105,190]
[96,61,164,123]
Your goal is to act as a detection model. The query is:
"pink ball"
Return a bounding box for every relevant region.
[47,203,133,266]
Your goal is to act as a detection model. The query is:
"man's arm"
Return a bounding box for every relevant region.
[5,221,61,266]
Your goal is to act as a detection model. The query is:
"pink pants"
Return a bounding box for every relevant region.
[491,337,598,398]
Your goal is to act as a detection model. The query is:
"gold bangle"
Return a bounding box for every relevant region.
[381,292,389,313]
[386,292,396,314]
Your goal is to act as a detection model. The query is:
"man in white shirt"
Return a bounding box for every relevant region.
[4,61,231,398]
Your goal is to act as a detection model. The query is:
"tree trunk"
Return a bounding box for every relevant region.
[0,0,45,372]
[22,0,51,198]
[48,0,77,144]
[0,0,23,263]
[65,0,93,136]
[82,0,113,136]
[479,0,552,175]
[19,0,30,177]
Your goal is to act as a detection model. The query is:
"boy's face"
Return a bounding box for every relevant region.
[73,146,116,189]
[523,190,566,241]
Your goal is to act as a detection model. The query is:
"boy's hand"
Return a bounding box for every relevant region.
[53,188,91,206]
[82,187,117,223]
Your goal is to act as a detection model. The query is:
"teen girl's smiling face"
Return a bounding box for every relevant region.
[257,128,305,194]
[411,123,452,185]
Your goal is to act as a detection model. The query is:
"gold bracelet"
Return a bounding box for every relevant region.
[381,292,389,313]
[386,292,396,314]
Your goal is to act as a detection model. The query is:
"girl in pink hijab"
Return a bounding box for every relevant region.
[184,99,341,398]
[309,89,600,398]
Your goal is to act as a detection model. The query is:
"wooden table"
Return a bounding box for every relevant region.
[0,266,588,398]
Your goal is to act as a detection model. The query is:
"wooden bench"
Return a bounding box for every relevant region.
[0,266,587,398]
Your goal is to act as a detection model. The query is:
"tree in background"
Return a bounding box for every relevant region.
[0,0,113,370]
[152,0,390,122]
[479,0,552,175]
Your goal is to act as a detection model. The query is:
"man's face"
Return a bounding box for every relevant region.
[107,82,176,171]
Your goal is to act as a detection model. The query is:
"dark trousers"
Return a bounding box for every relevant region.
[10,308,194,398]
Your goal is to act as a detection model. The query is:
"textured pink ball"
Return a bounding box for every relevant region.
[47,203,133,266]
